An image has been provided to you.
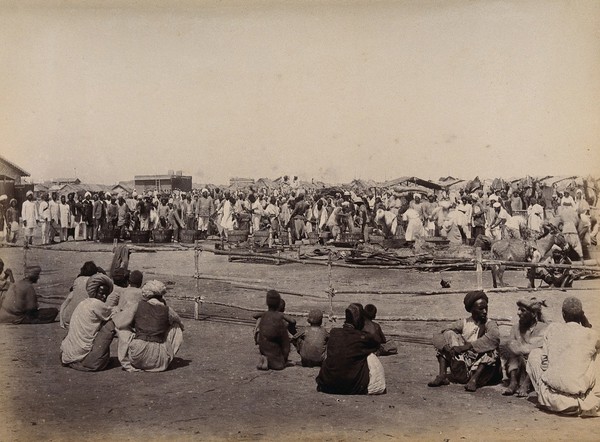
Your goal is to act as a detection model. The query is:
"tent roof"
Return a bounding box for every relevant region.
[379,176,442,190]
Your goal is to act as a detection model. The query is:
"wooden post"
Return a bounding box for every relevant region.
[476,247,483,290]
[194,240,200,278]
[194,297,200,320]
[327,250,335,321]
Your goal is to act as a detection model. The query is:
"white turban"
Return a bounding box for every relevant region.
[142,280,167,300]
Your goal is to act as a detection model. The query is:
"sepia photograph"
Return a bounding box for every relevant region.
[0,0,599,440]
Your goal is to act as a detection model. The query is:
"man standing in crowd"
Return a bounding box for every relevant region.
[92,193,104,241]
[49,192,60,243]
[83,192,94,240]
[196,188,214,239]
[66,193,77,240]
[58,194,71,242]
[39,193,51,245]
[21,191,38,248]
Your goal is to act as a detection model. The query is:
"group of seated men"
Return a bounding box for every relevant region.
[0,255,597,417]
[0,248,184,373]
[428,290,600,417]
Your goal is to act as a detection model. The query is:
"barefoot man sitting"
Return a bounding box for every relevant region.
[428,291,501,392]
[500,297,548,397]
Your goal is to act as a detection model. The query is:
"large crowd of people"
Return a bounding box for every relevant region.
[0,179,598,419]
[1,181,597,261]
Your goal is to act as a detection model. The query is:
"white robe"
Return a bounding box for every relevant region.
[220,200,234,231]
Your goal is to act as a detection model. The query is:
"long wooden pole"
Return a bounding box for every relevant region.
[482,259,600,271]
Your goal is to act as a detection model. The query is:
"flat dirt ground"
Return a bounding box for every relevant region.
[0,240,599,441]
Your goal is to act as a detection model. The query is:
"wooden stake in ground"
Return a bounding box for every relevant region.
[194,240,200,279]
[476,247,483,290]
[327,250,336,321]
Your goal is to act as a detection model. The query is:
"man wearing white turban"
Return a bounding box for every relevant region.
[21,191,38,247]
[114,280,184,372]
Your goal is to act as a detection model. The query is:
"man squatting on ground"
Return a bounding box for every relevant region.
[428,290,501,392]
[499,297,548,397]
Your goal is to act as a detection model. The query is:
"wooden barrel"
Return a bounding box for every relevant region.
[179,229,198,243]
[320,231,332,242]
[98,229,117,243]
[279,234,291,246]
[341,232,363,243]
[253,230,270,246]
[227,230,249,243]
[153,229,173,243]
[130,230,151,244]
[369,235,385,245]
[307,232,319,245]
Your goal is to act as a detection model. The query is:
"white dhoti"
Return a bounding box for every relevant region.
[117,325,183,372]
[367,353,386,395]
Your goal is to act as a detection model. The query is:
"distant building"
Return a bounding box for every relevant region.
[134,171,192,193]
[229,177,255,187]
[112,183,134,195]
[0,154,32,202]
[53,177,81,185]
[0,154,30,184]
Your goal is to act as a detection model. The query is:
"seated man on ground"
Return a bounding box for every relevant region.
[362,303,397,356]
[59,261,99,328]
[60,274,116,371]
[0,266,58,324]
[291,309,329,367]
[0,259,15,302]
[316,303,386,395]
[254,296,296,345]
[113,280,184,372]
[526,297,600,417]
[255,290,291,371]
[428,290,501,392]
[500,297,548,397]
[106,270,144,310]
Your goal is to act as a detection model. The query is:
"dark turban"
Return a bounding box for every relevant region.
[344,303,365,330]
[463,290,488,312]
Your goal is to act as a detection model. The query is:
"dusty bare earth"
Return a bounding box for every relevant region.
[0,240,599,441]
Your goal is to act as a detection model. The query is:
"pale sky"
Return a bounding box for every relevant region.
[1,0,599,185]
